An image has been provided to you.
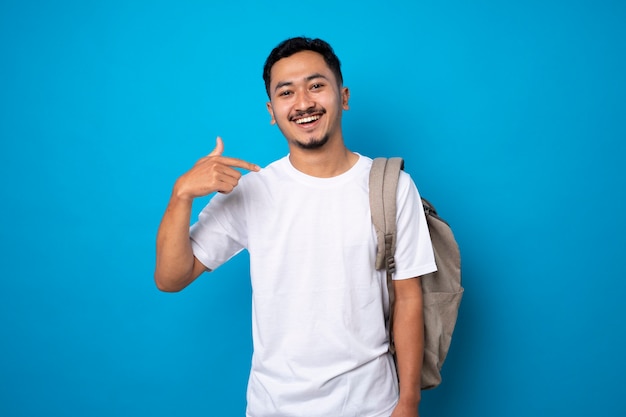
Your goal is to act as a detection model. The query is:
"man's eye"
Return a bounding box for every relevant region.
[279,90,292,97]
[311,83,324,90]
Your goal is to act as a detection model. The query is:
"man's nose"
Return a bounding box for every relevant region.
[295,90,315,111]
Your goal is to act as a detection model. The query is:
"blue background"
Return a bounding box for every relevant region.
[1,0,625,416]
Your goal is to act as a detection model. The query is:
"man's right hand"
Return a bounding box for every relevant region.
[174,136,260,201]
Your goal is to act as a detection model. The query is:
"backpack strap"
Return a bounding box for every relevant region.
[369,157,405,355]
[369,157,405,272]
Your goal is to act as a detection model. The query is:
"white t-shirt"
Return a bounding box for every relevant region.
[190,154,436,417]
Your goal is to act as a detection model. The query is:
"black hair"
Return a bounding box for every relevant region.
[262,37,343,98]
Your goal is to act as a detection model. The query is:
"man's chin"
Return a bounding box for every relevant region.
[293,135,329,150]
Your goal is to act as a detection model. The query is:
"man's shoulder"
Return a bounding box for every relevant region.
[241,155,289,183]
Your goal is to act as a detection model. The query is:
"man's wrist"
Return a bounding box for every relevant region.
[398,391,421,407]
[172,178,196,202]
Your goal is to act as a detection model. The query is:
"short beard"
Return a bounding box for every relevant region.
[293,133,330,150]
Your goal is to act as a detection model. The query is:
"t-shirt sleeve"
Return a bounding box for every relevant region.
[392,172,437,280]
[189,188,247,272]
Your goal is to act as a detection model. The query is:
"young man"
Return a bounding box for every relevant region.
[155,37,437,417]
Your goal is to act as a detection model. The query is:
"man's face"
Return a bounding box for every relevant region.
[266,50,349,150]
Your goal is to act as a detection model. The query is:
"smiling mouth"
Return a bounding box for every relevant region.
[295,115,321,125]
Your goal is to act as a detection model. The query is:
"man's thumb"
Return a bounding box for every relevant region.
[208,136,224,157]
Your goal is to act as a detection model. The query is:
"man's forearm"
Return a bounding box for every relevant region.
[154,193,197,292]
[392,278,424,408]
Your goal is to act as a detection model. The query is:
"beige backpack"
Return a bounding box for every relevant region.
[369,157,464,390]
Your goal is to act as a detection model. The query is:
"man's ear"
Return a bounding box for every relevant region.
[341,87,350,110]
[266,102,276,125]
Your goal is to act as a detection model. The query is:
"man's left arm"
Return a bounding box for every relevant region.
[390,276,424,417]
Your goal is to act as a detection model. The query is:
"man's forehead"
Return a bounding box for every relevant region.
[270,51,335,86]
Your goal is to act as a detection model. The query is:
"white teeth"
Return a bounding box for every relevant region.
[295,115,320,124]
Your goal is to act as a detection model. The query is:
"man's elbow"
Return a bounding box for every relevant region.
[154,271,189,293]
[154,256,206,292]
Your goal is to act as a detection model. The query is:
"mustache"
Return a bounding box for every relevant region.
[289,108,326,121]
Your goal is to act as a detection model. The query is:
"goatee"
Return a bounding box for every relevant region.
[294,134,330,150]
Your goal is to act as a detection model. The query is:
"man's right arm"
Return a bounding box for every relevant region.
[154,191,205,292]
[154,137,260,292]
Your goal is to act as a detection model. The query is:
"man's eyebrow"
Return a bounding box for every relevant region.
[274,80,293,93]
[306,73,329,82]
[273,73,331,94]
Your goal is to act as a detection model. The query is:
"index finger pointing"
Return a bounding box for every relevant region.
[218,156,261,172]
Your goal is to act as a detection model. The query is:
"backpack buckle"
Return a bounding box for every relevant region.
[384,234,396,273]
[386,256,396,274]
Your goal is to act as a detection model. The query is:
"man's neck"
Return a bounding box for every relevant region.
[288,142,359,178]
